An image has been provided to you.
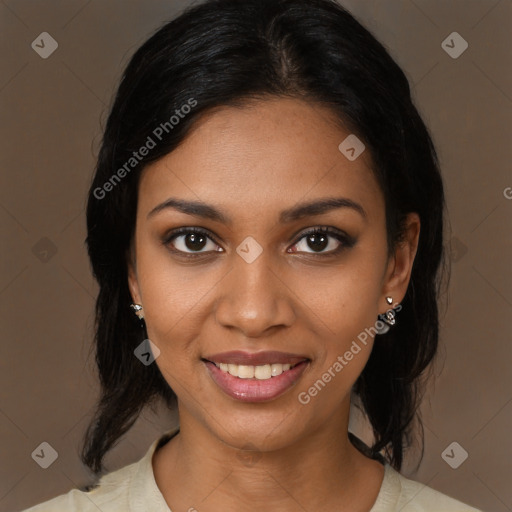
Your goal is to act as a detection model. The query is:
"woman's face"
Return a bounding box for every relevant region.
[128,97,418,451]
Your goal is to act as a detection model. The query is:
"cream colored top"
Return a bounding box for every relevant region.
[21,428,482,512]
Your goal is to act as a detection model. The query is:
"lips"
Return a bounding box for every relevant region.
[202,350,310,402]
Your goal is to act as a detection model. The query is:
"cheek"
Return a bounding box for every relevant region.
[296,281,379,412]
[134,235,214,337]
[292,251,385,394]
[291,256,383,338]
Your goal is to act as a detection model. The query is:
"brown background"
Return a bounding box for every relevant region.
[1,1,511,511]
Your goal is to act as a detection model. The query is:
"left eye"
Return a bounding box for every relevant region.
[289,227,352,255]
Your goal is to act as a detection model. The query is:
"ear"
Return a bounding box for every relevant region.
[126,245,143,305]
[380,212,420,313]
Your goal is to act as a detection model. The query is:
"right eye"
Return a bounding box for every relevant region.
[163,227,223,257]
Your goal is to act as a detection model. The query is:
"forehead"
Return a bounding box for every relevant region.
[138,98,383,224]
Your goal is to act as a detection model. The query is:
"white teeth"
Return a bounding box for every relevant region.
[254,364,272,380]
[238,365,255,378]
[214,362,300,380]
[271,363,283,377]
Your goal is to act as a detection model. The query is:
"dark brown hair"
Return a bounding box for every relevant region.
[83,0,447,475]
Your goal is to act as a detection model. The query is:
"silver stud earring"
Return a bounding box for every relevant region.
[130,303,144,321]
[376,296,397,335]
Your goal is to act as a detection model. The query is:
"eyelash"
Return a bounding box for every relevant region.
[162,226,356,259]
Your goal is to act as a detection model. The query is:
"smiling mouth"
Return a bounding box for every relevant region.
[203,360,305,380]
[202,353,310,403]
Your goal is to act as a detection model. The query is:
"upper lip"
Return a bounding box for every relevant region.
[204,350,309,366]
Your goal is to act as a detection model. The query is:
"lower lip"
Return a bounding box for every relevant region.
[204,360,309,402]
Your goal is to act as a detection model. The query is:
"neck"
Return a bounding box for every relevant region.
[153,403,384,511]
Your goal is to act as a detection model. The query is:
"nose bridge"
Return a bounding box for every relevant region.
[214,244,294,336]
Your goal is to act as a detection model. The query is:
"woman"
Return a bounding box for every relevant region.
[22,0,482,510]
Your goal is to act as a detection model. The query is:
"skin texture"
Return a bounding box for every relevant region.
[127,97,420,511]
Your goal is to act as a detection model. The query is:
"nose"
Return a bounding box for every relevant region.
[214,249,296,338]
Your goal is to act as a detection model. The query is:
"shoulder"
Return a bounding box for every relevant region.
[20,461,138,512]
[373,463,483,512]
[20,428,178,512]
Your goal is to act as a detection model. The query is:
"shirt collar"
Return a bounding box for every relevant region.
[127,425,401,512]
[369,463,402,511]
[128,425,180,512]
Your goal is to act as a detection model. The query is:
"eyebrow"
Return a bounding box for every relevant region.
[147,196,367,223]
